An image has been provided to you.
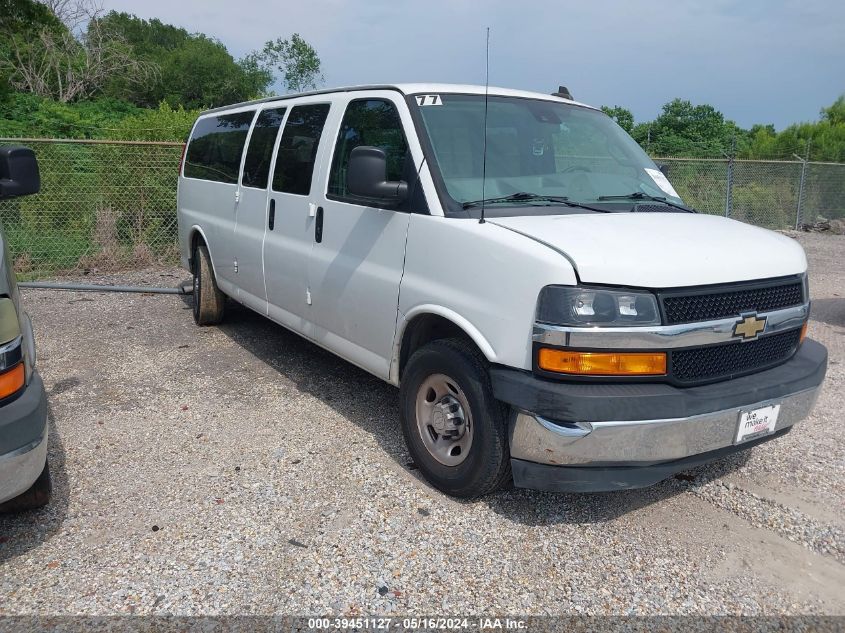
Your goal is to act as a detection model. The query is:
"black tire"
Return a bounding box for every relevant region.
[0,460,51,513]
[192,242,225,326]
[399,338,511,498]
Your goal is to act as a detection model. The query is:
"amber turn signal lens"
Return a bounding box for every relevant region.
[0,362,25,399]
[538,348,667,376]
[800,321,808,343]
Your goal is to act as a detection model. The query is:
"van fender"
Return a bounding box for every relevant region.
[187,225,221,281]
[390,304,497,385]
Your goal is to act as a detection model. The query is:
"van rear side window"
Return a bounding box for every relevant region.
[184,111,255,184]
[272,104,330,195]
[242,107,287,189]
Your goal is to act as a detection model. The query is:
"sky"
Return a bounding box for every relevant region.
[98,0,844,130]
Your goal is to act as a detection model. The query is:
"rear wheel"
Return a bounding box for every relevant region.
[0,461,51,512]
[399,338,511,498]
[192,242,225,326]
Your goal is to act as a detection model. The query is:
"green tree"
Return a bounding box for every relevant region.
[634,99,737,157]
[0,0,155,103]
[0,0,63,36]
[600,105,634,133]
[97,11,273,108]
[740,95,845,162]
[252,33,323,93]
[159,35,256,109]
[821,95,845,126]
[0,0,61,97]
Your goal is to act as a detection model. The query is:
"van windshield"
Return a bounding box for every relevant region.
[413,94,683,216]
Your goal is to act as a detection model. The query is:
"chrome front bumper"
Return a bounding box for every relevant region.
[0,429,48,505]
[495,338,827,492]
[510,385,820,467]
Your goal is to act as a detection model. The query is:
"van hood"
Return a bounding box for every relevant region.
[488,213,807,288]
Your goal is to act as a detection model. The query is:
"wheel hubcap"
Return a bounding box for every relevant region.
[415,374,473,466]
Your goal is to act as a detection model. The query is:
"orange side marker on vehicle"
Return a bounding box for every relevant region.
[0,363,25,399]
[538,349,667,376]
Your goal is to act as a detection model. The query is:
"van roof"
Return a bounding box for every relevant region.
[199,83,596,116]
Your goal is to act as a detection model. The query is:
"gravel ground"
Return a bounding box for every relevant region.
[0,232,843,616]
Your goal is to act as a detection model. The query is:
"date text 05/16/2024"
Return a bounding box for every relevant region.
[306,617,528,630]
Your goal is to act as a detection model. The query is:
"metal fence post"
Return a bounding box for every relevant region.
[795,158,808,229]
[793,140,811,229]
[723,136,735,218]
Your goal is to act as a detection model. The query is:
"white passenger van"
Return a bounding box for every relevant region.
[177,84,827,498]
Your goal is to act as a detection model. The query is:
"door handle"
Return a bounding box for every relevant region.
[315,206,324,243]
[268,199,276,231]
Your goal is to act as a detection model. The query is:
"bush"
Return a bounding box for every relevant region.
[0,92,197,141]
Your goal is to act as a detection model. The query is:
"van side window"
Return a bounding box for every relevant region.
[272,103,331,195]
[184,111,255,184]
[328,99,408,199]
[241,107,287,189]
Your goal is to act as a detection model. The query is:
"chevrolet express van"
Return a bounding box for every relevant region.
[177,84,827,498]
[0,146,51,511]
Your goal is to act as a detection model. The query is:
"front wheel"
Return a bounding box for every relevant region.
[399,338,511,498]
[192,242,225,326]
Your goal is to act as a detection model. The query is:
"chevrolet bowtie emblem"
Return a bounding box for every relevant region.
[733,313,767,340]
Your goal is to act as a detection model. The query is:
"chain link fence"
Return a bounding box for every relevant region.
[0,138,843,279]
[656,156,845,229]
[0,138,182,279]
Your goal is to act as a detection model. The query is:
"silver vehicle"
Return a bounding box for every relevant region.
[177,84,827,498]
[0,146,51,511]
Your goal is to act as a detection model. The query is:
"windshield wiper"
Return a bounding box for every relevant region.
[597,192,697,213]
[462,192,610,213]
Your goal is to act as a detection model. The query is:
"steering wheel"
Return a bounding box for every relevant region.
[560,165,591,174]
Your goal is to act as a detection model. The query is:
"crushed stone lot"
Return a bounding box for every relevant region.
[0,232,843,616]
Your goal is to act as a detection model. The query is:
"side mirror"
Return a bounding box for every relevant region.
[0,146,40,200]
[658,163,670,178]
[347,146,408,203]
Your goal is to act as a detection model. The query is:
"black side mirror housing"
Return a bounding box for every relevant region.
[658,163,670,178]
[347,146,408,203]
[0,146,40,200]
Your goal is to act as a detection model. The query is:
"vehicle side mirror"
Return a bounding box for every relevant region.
[347,146,408,203]
[0,146,40,200]
[658,163,670,178]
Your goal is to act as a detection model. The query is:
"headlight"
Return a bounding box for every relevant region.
[536,285,661,327]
